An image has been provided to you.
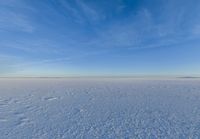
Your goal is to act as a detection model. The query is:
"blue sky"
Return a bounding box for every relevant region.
[0,0,200,77]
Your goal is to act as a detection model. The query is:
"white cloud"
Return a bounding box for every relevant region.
[58,0,85,24]
[12,57,71,68]
[0,0,34,32]
[76,0,104,22]
[192,25,200,35]
[0,54,22,75]
[0,39,65,54]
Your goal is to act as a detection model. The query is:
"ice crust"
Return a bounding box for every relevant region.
[0,78,200,139]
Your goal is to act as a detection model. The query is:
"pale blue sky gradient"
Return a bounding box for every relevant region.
[0,0,200,77]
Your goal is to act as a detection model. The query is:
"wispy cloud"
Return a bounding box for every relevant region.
[0,39,65,54]
[75,0,104,23]
[0,0,34,32]
[0,54,22,74]
[12,57,71,69]
[69,3,200,51]
[55,0,105,24]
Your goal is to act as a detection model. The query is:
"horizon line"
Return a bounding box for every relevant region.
[0,75,200,79]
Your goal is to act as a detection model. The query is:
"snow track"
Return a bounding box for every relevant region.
[0,78,200,139]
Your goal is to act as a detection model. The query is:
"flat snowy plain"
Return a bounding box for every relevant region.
[0,78,200,139]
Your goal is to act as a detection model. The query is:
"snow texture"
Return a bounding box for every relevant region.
[0,78,200,139]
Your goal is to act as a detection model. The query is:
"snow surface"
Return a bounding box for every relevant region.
[0,78,200,139]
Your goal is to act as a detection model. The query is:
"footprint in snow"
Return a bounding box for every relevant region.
[0,103,8,107]
[16,117,30,127]
[72,108,85,115]
[13,112,32,127]
[13,111,25,117]
[43,96,59,101]
[0,118,8,122]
